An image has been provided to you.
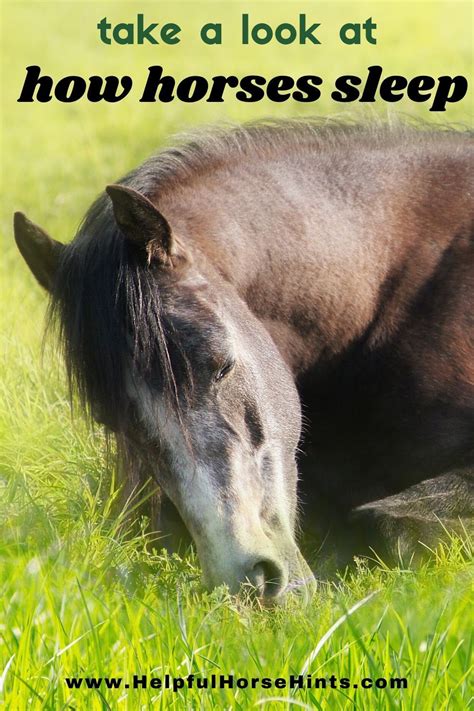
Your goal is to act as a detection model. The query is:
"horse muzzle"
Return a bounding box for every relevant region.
[200,542,315,602]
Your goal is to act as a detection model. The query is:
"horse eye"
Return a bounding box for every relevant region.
[214,359,235,382]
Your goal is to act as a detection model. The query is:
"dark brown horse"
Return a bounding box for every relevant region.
[14,120,474,599]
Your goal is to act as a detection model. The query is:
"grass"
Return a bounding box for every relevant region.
[1,1,473,709]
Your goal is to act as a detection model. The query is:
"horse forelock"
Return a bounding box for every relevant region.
[46,195,196,433]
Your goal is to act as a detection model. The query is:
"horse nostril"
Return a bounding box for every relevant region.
[245,560,286,599]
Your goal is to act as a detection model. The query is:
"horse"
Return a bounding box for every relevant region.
[14,120,474,600]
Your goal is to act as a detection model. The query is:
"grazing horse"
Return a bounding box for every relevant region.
[14,121,474,599]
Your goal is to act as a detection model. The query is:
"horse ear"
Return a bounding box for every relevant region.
[106,184,175,266]
[13,212,64,291]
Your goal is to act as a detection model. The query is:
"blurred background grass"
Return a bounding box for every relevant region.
[0,2,473,709]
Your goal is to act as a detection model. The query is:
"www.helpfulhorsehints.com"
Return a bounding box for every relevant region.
[64,672,408,693]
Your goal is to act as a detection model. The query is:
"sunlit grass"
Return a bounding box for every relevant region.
[1,1,473,708]
[0,478,472,710]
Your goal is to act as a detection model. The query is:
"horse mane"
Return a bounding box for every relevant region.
[47,117,472,432]
[47,193,188,431]
[126,116,471,197]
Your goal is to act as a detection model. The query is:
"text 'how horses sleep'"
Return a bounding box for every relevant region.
[18,65,467,111]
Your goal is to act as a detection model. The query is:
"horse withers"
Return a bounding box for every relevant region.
[14,121,474,598]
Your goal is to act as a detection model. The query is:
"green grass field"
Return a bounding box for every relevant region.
[1,1,473,709]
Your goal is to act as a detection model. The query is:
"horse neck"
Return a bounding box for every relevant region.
[164,206,384,376]
[156,140,469,376]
